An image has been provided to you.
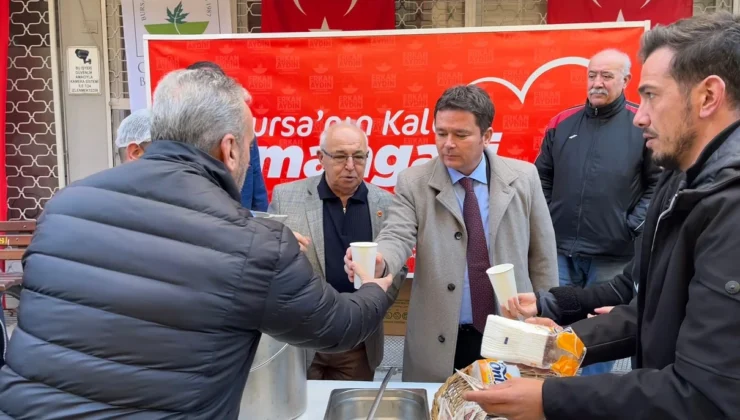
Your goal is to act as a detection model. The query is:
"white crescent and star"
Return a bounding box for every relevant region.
[309,17,340,31]
[293,0,307,15]
[590,0,651,22]
[292,0,359,16]
[345,0,358,16]
[591,0,652,9]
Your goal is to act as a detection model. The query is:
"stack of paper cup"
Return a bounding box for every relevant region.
[486,263,518,311]
[350,242,378,289]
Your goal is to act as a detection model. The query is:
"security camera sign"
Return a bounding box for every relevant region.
[67,46,101,95]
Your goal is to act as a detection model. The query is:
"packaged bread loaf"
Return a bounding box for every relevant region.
[469,359,521,386]
[479,315,586,376]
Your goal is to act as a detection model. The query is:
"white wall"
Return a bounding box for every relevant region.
[55,0,112,183]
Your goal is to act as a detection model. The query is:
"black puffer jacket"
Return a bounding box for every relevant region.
[0,141,391,419]
[535,94,661,258]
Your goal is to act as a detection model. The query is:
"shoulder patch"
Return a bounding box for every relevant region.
[545,105,584,131]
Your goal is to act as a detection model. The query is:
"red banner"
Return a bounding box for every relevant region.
[0,0,9,222]
[547,0,692,27]
[146,25,646,273]
[146,25,645,202]
[261,0,396,32]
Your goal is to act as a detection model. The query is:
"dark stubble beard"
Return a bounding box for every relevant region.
[652,104,697,171]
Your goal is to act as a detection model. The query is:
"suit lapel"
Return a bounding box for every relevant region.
[428,158,465,227]
[304,178,326,276]
[486,149,516,262]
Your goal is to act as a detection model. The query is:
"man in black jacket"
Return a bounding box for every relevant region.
[536,49,661,273]
[536,48,661,375]
[465,12,740,420]
[0,68,394,419]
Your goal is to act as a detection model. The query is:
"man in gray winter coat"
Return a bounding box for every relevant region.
[0,68,393,419]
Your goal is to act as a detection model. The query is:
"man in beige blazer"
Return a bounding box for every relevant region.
[269,121,406,381]
[346,85,558,383]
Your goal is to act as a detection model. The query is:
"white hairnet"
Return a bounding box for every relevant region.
[115,108,151,148]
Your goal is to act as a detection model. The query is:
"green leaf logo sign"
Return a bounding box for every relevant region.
[144,1,210,35]
[166,2,190,25]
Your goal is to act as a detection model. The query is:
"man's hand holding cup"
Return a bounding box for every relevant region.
[344,246,387,283]
[500,292,538,320]
[349,256,393,293]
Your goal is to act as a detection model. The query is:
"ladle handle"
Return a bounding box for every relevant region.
[366,366,396,420]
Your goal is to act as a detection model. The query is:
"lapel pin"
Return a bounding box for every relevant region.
[377,210,383,217]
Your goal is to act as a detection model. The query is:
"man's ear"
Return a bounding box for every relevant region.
[698,75,727,119]
[126,143,145,162]
[482,127,493,146]
[217,134,239,173]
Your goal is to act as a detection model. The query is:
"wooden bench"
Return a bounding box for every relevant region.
[0,220,36,294]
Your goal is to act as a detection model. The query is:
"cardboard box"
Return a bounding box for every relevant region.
[384,278,412,336]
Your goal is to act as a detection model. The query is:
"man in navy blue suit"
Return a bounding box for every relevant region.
[186,61,268,212]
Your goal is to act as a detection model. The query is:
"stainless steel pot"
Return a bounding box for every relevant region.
[239,335,307,419]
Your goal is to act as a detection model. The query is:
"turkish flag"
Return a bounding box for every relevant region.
[547,0,692,28]
[261,0,396,32]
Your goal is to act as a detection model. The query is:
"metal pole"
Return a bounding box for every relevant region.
[100,0,114,169]
[48,0,67,188]
[464,0,478,27]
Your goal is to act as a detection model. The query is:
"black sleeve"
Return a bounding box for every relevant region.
[570,297,638,366]
[534,129,555,204]
[627,148,662,233]
[537,257,636,326]
[259,224,391,352]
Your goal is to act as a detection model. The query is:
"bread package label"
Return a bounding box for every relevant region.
[470,359,521,386]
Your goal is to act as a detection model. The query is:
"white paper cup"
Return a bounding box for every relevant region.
[486,263,518,311]
[350,242,378,289]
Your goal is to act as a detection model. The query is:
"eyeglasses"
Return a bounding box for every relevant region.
[320,148,369,165]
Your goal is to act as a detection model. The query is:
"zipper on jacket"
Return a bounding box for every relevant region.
[569,122,599,257]
[1,314,7,361]
[634,219,645,233]
[608,282,627,303]
[651,193,678,253]
[650,174,740,252]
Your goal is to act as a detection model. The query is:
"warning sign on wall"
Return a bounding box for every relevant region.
[67,46,101,95]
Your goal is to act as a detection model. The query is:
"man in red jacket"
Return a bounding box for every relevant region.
[464,12,740,420]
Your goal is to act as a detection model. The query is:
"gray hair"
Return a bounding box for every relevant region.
[435,85,495,134]
[591,48,632,76]
[639,11,740,106]
[319,120,368,149]
[115,108,151,148]
[150,69,251,153]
